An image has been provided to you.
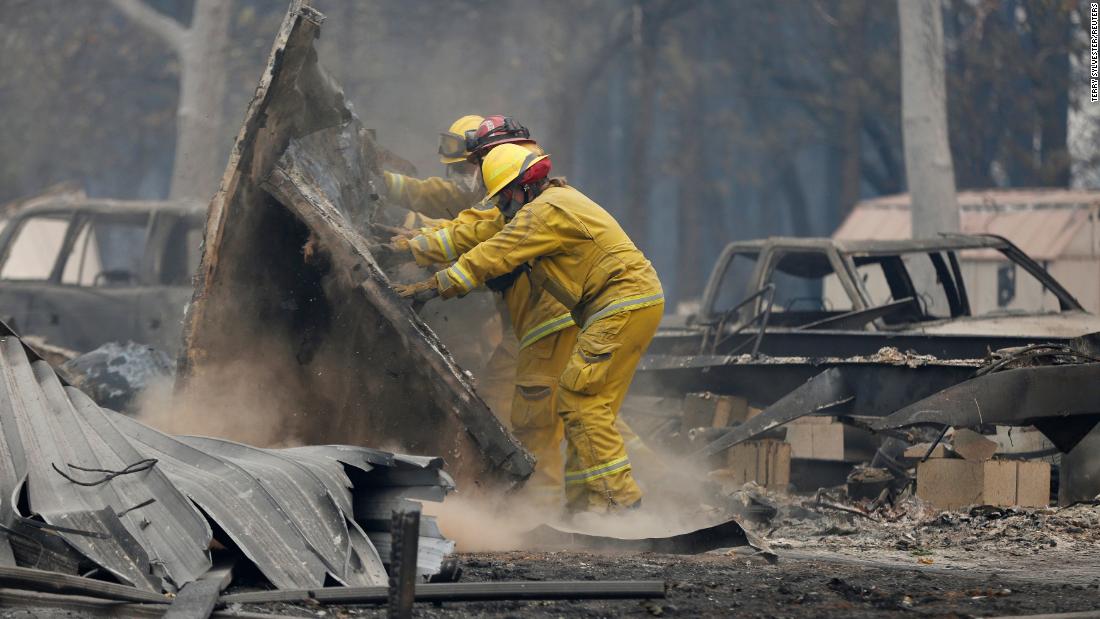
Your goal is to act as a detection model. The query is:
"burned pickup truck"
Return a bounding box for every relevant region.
[0,197,204,355]
[631,235,1100,458]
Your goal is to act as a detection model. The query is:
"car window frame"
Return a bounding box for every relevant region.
[59,210,154,288]
[700,244,767,324]
[0,210,78,283]
[755,247,865,316]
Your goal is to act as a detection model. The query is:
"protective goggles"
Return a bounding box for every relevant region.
[438,132,468,159]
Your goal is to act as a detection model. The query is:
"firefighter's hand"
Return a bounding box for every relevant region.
[389,235,412,250]
[370,241,410,259]
[371,222,416,239]
[393,277,439,302]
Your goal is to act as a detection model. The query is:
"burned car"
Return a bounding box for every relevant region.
[651,235,1096,360]
[0,198,205,354]
[630,235,1100,458]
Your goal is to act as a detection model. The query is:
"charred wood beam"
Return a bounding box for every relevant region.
[872,363,1100,453]
[695,368,853,459]
[387,510,418,619]
[221,580,667,604]
[0,566,168,604]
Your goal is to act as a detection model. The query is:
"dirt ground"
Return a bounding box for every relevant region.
[234,546,1100,618]
[235,498,1100,618]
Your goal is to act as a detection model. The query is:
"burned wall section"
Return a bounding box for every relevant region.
[180,2,533,490]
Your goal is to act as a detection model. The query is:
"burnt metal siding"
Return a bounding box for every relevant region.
[109,412,335,590]
[0,324,453,593]
[0,335,187,591]
[873,362,1100,452]
[63,387,213,587]
[178,436,387,587]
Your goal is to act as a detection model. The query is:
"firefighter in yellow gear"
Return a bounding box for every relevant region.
[405,143,664,513]
[380,115,515,416]
[382,114,485,220]
[380,117,565,503]
[415,235,574,506]
[406,203,664,508]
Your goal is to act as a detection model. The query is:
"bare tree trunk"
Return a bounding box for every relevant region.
[898,0,958,237]
[109,0,231,200]
[171,0,230,199]
[838,0,868,218]
[1032,0,1072,187]
[626,1,658,245]
[675,51,706,306]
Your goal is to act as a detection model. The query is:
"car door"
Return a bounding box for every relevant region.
[35,210,152,352]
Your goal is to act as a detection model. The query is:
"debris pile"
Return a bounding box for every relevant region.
[0,324,455,594]
[59,341,174,413]
[721,478,1100,564]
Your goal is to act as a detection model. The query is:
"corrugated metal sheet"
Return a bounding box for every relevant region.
[0,335,204,591]
[0,325,455,593]
[837,190,1100,260]
[178,436,387,587]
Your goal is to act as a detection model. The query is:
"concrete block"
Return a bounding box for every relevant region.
[917,458,1051,509]
[726,439,791,490]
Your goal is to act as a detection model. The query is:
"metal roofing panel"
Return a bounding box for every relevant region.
[0,337,159,591]
[0,319,456,592]
[179,436,387,586]
[61,387,212,588]
[260,447,393,585]
[107,412,330,590]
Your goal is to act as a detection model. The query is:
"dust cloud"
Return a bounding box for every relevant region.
[135,351,309,448]
[427,452,724,552]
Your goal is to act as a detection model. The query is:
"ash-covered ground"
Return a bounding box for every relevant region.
[233,491,1100,617]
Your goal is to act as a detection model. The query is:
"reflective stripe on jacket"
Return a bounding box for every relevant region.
[439,184,663,329]
[383,171,482,219]
[408,206,577,349]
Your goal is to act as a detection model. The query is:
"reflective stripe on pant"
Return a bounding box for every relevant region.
[510,327,575,508]
[558,303,664,513]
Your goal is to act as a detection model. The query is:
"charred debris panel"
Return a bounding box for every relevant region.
[179,2,533,490]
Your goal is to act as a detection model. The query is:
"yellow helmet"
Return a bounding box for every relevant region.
[438,115,484,164]
[480,142,550,199]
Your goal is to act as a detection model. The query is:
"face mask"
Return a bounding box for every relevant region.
[445,163,479,193]
[452,172,478,194]
[496,186,524,221]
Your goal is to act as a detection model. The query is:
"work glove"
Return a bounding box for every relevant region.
[393,277,439,303]
[370,241,411,260]
[370,222,416,241]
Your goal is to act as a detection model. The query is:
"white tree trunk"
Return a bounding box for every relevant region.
[170,0,230,199]
[109,0,231,200]
[898,0,958,237]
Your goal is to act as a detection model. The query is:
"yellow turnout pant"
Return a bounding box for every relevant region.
[510,328,574,507]
[558,303,664,513]
[479,334,518,425]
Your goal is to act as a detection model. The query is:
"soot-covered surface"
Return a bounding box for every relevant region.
[180,1,532,490]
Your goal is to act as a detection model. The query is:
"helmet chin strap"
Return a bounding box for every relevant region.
[499,182,532,221]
